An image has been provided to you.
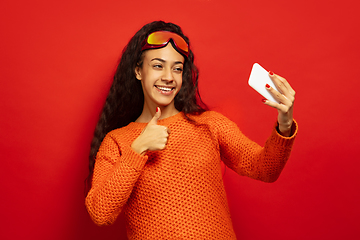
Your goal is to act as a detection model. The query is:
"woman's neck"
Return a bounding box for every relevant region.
[135,103,180,123]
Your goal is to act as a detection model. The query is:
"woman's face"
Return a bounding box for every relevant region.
[135,44,184,109]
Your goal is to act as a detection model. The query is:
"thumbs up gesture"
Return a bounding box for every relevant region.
[131,107,170,155]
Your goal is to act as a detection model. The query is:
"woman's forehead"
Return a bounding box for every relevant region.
[143,44,184,63]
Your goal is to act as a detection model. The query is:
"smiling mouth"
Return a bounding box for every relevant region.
[155,86,175,92]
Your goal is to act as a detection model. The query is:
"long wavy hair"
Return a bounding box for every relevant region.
[85,21,208,194]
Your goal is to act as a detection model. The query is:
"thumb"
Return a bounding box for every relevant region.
[148,107,161,125]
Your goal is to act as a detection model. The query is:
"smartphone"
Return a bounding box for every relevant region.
[248,63,280,103]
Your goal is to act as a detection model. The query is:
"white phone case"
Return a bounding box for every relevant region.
[248,63,280,103]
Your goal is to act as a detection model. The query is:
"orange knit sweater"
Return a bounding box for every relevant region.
[85,111,297,239]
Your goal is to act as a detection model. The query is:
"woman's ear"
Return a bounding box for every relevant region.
[135,66,142,80]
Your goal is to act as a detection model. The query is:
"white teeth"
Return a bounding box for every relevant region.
[156,86,173,92]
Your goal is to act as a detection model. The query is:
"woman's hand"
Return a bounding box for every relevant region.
[131,107,170,155]
[263,71,295,137]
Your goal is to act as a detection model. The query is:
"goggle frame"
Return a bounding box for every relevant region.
[141,31,189,57]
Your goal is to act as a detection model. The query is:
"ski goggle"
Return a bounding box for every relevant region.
[141,31,189,57]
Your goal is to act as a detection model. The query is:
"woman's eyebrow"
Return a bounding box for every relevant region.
[150,58,184,65]
[151,58,166,63]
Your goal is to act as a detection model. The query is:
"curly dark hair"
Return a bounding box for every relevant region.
[85,21,208,194]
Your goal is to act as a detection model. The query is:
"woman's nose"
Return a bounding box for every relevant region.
[162,68,174,82]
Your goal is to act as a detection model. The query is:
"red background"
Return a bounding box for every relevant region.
[1,0,359,239]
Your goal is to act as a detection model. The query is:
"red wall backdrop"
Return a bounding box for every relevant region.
[1,0,359,239]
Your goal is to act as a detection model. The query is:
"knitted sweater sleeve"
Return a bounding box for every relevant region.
[85,131,148,226]
[212,112,297,182]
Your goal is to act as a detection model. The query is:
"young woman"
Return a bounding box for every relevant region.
[85,21,297,239]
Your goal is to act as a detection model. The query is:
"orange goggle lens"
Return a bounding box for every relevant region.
[141,31,189,57]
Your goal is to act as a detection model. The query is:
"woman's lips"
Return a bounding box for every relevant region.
[155,85,175,95]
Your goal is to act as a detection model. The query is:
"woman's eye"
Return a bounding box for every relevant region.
[174,67,183,72]
[153,64,163,69]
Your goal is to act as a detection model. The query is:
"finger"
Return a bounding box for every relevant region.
[165,127,171,134]
[262,99,290,113]
[277,75,295,96]
[148,107,161,125]
[265,84,291,105]
[269,72,295,101]
[269,72,288,96]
